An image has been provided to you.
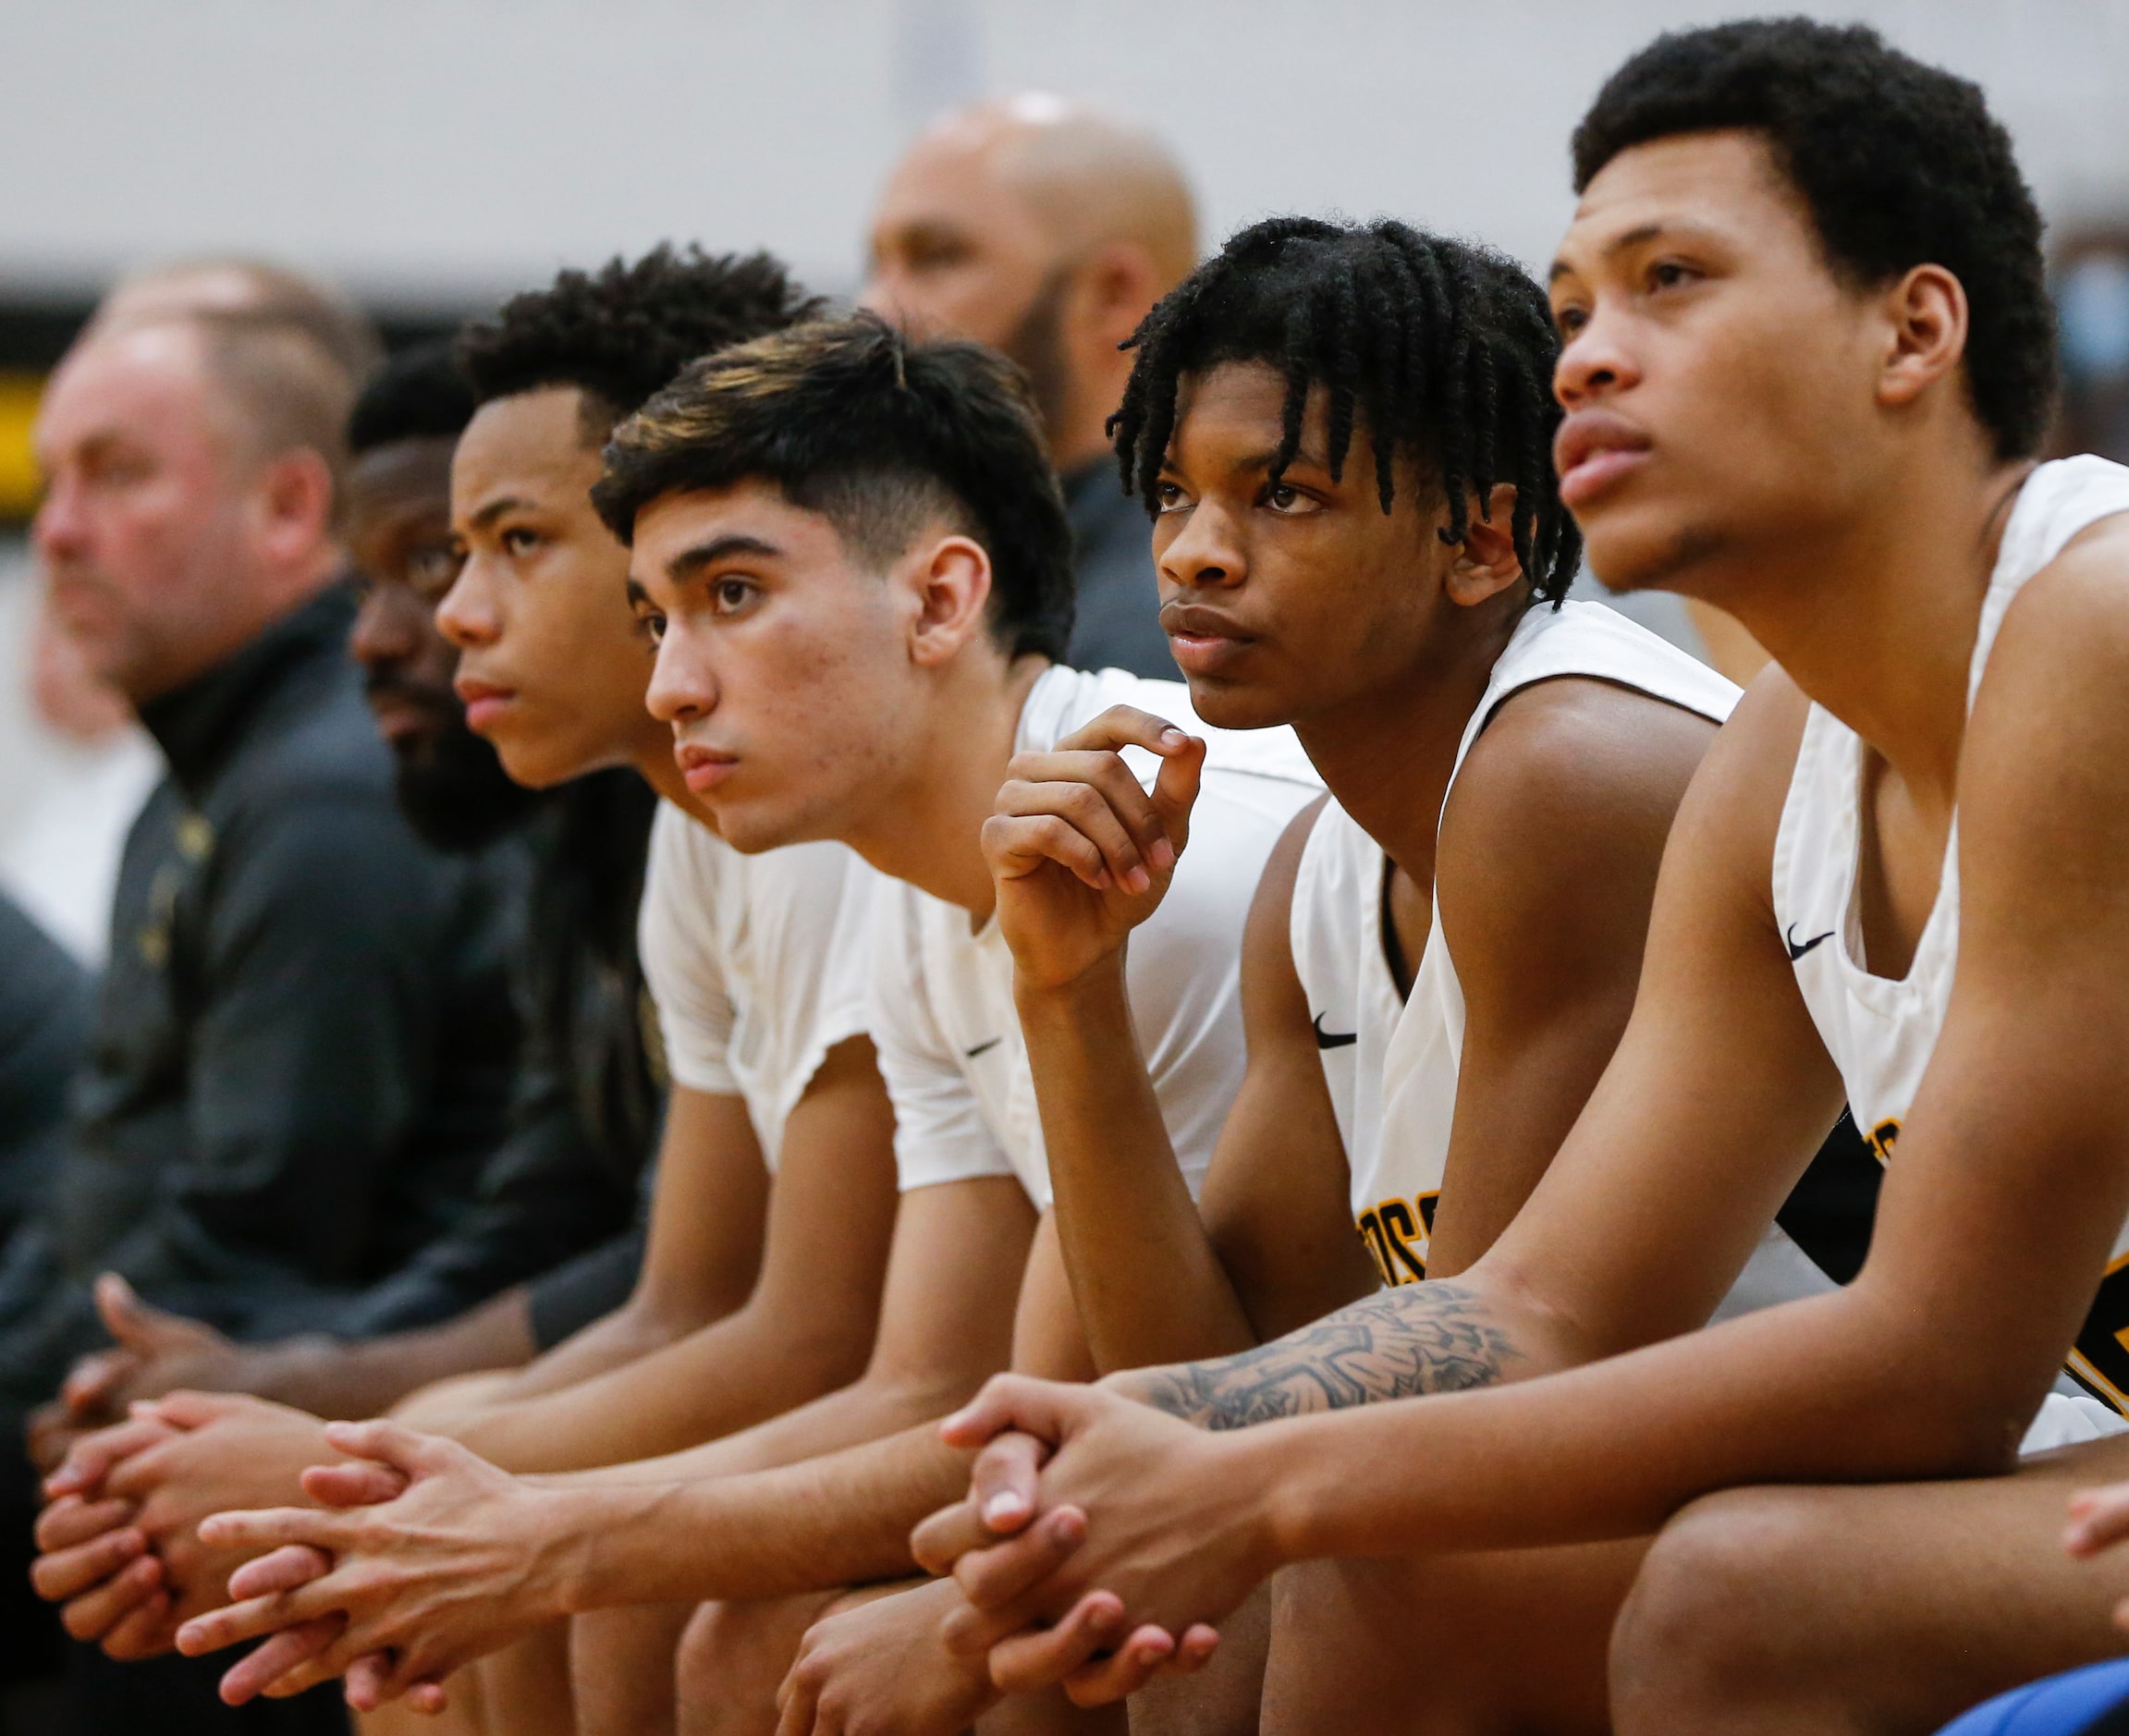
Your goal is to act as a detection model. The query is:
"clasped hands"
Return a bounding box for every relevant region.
[31,1393,575,1714]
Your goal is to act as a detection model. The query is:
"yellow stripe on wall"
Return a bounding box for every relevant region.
[0,373,43,520]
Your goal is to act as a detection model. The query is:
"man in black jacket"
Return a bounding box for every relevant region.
[35,343,662,1436]
[2,305,521,1711]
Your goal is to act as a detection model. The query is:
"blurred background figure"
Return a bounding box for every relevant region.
[0,281,525,1730]
[863,92,1196,676]
[0,889,91,1249]
[89,255,384,380]
[0,586,159,962]
[43,341,662,1438]
[0,256,385,963]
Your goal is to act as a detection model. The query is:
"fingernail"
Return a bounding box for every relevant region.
[1150,838,1175,871]
[1159,727,1186,747]
[1125,866,1150,894]
[984,1493,1025,1526]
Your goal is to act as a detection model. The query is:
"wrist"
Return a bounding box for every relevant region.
[1221,1424,1310,1577]
[542,1482,632,1617]
[1012,949,1130,1016]
[544,1482,668,1619]
[241,1335,337,1403]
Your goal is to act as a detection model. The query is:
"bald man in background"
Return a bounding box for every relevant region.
[862,93,1194,678]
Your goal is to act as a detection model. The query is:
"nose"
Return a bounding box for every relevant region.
[1555,308,1640,407]
[854,274,893,318]
[644,621,715,727]
[1157,498,1244,593]
[434,558,498,651]
[349,584,422,674]
[31,471,85,561]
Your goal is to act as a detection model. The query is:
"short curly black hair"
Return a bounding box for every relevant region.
[347,340,475,456]
[1572,17,2056,459]
[1111,216,1581,605]
[456,244,824,438]
[593,314,1074,663]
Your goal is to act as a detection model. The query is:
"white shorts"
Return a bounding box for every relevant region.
[2021,1392,2129,1455]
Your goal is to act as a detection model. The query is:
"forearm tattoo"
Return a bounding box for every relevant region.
[1116,1283,1521,1430]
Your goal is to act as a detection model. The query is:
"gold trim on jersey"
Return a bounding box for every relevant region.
[1356,1192,1438,1288]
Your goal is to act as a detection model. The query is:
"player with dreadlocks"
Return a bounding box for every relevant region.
[751,213,1886,1736]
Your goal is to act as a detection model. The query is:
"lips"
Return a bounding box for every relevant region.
[1553,410,1653,509]
[674,740,739,794]
[453,676,515,733]
[364,685,456,750]
[1160,602,1255,679]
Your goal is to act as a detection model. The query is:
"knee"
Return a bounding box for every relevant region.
[676,1599,796,1736]
[1611,1488,1830,1732]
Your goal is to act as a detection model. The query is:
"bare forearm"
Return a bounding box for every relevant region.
[1108,1278,1567,1428]
[447,1302,867,1474]
[486,1294,682,1402]
[240,1291,537,1419]
[1018,966,1255,1371]
[1239,1289,2018,1566]
[554,1361,977,1492]
[559,1423,970,1607]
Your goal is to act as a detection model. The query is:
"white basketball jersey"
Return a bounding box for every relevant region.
[1775,456,2129,1432]
[1289,600,1825,1315]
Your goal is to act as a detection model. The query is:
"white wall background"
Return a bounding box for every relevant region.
[1,0,2125,308]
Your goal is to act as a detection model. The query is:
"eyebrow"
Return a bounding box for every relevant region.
[468,495,535,531]
[1551,218,1711,283]
[1167,443,1335,479]
[667,533,782,578]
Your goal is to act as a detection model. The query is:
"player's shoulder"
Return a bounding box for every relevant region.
[1446,668,1712,842]
[1968,505,2129,798]
[1991,505,2129,679]
[1442,659,1808,932]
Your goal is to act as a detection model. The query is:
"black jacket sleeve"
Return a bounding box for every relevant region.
[0,893,91,1246]
[32,790,457,1359]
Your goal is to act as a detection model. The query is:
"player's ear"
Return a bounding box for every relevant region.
[1443,483,1524,609]
[1875,263,1968,414]
[906,532,995,667]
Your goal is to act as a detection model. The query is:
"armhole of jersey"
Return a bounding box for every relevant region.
[1284,793,1339,1021]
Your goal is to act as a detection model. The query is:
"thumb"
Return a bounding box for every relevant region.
[938,1375,1089,1454]
[320,1418,466,1483]
[142,1389,249,1431]
[61,1351,137,1416]
[301,1461,410,1509]
[95,1275,210,1353]
[1149,734,1205,859]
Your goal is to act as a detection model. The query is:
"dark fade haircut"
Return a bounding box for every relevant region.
[1572,17,2056,460]
[593,314,1075,662]
[456,244,825,439]
[1111,217,1582,605]
[348,341,476,456]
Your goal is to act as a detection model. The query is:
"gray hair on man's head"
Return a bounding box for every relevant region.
[94,255,383,385]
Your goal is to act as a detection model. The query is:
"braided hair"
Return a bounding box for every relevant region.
[1110,216,1580,604]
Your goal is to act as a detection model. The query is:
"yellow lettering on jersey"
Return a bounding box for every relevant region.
[1353,1192,1437,1288]
[1866,1118,1901,1165]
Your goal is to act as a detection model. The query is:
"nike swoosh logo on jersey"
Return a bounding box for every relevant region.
[1785,923,1836,961]
[1313,1013,1358,1050]
[964,1036,1003,1058]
